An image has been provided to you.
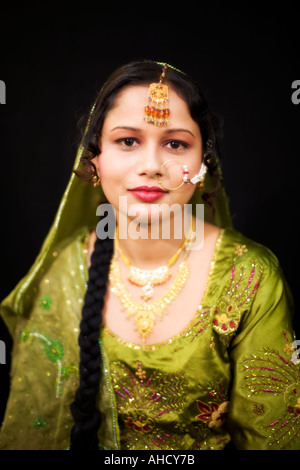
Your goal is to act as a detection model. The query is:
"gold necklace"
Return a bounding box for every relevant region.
[114,224,193,301]
[109,250,190,342]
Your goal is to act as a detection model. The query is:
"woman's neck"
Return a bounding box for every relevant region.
[115,215,198,269]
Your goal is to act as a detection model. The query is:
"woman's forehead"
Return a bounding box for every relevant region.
[103,85,200,136]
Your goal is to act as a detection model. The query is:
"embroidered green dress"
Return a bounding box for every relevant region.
[0,226,299,450]
[0,95,299,449]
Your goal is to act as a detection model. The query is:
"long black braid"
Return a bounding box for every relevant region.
[70,235,113,450]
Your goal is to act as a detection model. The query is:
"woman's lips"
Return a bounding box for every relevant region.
[129,186,168,202]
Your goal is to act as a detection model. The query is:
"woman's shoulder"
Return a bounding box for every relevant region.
[221,227,280,274]
[208,228,292,326]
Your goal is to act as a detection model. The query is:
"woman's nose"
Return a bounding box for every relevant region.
[136,143,163,178]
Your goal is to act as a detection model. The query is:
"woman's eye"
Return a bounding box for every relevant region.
[117,137,138,147]
[166,140,188,150]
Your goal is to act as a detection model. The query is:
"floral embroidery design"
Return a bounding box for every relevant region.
[284,343,295,354]
[20,328,78,397]
[39,295,52,310]
[187,309,212,342]
[253,404,265,415]
[191,381,231,450]
[243,346,300,449]
[196,400,229,428]
[212,248,263,338]
[234,244,248,256]
[195,381,229,430]
[33,417,47,429]
[110,361,186,449]
[212,296,241,335]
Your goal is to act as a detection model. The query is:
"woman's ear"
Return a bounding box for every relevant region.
[91,155,101,187]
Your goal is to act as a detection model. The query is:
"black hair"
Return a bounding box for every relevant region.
[70,60,223,449]
[70,236,113,450]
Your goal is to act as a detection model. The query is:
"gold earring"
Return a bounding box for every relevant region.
[92,171,101,187]
[197,180,204,191]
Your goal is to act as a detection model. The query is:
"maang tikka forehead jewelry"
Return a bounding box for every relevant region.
[144,63,170,126]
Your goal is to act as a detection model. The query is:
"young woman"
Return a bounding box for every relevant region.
[0,60,298,450]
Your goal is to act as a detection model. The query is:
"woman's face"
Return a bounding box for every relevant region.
[94,85,203,231]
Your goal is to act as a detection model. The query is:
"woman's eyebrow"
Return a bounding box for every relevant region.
[110,126,142,132]
[164,128,195,137]
[110,126,195,137]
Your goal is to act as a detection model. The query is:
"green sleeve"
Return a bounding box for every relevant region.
[227,257,299,450]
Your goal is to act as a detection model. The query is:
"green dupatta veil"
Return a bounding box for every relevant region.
[1,64,298,452]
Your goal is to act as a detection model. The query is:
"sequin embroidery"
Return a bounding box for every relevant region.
[192,381,231,450]
[212,245,263,338]
[39,295,52,310]
[20,329,78,397]
[33,417,47,429]
[243,344,300,449]
[196,400,229,428]
[110,361,186,449]
[195,381,229,430]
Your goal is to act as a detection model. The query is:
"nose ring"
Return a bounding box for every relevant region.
[158,159,189,191]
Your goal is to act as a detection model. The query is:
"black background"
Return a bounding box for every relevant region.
[0,2,299,426]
